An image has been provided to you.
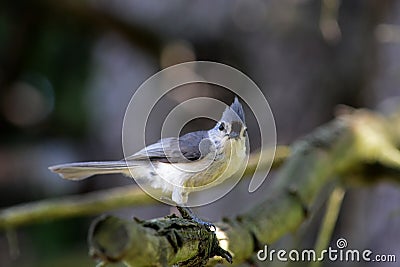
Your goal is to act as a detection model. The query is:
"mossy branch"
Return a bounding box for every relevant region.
[89,213,232,267]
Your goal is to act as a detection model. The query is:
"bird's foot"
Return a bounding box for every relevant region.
[190,216,216,231]
[177,206,216,231]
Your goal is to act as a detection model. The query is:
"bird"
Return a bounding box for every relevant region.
[49,97,248,227]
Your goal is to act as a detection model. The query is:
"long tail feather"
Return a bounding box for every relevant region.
[49,161,131,181]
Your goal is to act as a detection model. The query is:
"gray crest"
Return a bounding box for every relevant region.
[220,96,245,123]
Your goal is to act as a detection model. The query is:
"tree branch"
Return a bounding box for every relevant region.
[89,213,232,267]
[0,186,155,229]
[311,186,345,267]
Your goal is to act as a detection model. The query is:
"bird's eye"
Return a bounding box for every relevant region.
[218,122,225,131]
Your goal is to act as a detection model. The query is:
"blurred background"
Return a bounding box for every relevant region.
[1,0,400,266]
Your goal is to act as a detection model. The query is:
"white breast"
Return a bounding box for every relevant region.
[128,138,247,204]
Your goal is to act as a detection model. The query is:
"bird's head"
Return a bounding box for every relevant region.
[208,97,247,150]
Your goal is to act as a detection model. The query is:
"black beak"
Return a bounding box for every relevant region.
[229,131,240,139]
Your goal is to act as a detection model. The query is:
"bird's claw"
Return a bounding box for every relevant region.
[191,217,216,232]
[176,206,216,231]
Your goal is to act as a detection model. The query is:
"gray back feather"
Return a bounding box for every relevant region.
[127,131,211,163]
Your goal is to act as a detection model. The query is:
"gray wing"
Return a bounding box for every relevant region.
[126,130,211,163]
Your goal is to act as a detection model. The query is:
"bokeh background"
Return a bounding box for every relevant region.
[1,0,400,266]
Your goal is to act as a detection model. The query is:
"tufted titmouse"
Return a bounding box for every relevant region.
[49,97,247,226]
